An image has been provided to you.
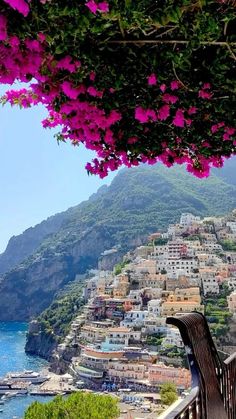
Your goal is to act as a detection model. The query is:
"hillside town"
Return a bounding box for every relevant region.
[42,210,236,414]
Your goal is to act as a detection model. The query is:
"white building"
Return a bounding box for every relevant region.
[162,327,184,348]
[121,310,149,328]
[201,275,219,295]
[227,277,236,291]
[147,299,162,316]
[180,213,201,227]
[141,317,167,336]
[227,222,236,234]
[203,243,223,253]
[158,257,198,276]
[105,327,141,347]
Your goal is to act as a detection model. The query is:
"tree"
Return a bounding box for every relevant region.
[24,393,120,419]
[160,382,178,406]
[0,1,235,178]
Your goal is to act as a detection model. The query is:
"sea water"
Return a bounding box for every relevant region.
[0,322,52,419]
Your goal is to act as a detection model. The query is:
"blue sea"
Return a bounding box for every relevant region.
[0,322,52,419]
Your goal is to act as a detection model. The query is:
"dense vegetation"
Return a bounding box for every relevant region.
[205,284,232,341]
[24,392,119,419]
[160,383,178,406]
[220,240,236,251]
[0,1,235,177]
[113,259,131,275]
[145,333,165,347]
[37,279,85,342]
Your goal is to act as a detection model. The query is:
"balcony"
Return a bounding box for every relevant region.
[165,313,236,419]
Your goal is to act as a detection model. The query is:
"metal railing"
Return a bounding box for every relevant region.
[167,352,236,419]
[223,352,236,419]
[166,313,236,419]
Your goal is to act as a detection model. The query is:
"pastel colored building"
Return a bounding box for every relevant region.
[161,300,204,316]
[148,363,191,389]
[80,324,107,343]
[108,360,147,382]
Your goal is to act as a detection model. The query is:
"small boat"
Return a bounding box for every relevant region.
[8,371,48,385]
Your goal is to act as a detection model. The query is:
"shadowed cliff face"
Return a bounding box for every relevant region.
[0,226,114,320]
[0,163,236,321]
[0,211,72,275]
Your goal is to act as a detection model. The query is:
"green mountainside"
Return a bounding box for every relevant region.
[0,162,236,321]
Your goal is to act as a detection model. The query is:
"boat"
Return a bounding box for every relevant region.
[0,382,28,395]
[30,390,58,396]
[8,371,48,384]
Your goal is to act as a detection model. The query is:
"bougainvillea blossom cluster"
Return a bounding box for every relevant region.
[0,0,235,178]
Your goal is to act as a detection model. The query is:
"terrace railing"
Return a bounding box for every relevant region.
[166,312,236,419]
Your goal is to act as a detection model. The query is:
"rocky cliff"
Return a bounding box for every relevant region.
[0,211,72,275]
[0,163,236,321]
[0,225,113,320]
[25,320,57,359]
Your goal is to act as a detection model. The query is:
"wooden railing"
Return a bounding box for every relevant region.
[166,313,236,419]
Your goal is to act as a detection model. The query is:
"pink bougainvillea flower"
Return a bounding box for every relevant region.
[173,109,185,127]
[38,33,46,43]
[202,83,211,89]
[160,84,166,92]
[148,73,157,86]
[0,15,7,41]
[188,106,197,115]
[162,93,178,104]
[223,133,230,141]
[61,81,80,99]
[158,104,170,121]
[225,127,235,136]
[127,136,138,144]
[107,110,121,124]
[89,71,96,81]
[202,141,211,148]
[170,80,180,90]
[135,107,156,123]
[87,86,103,97]
[86,0,98,13]
[186,162,209,178]
[211,124,219,133]
[56,56,81,73]
[198,89,212,99]
[9,35,20,48]
[135,107,148,123]
[98,2,109,12]
[3,0,30,16]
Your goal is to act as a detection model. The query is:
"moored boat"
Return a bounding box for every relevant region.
[7,371,48,384]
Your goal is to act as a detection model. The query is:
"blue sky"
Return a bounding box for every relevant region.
[0,86,116,253]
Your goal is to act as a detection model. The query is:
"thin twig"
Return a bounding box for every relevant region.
[226,43,236,60]
[154,26,178,39]
[224,21,228,36]
[211,96,230,100]
[172,62,194,92]
[107,40,236,45]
